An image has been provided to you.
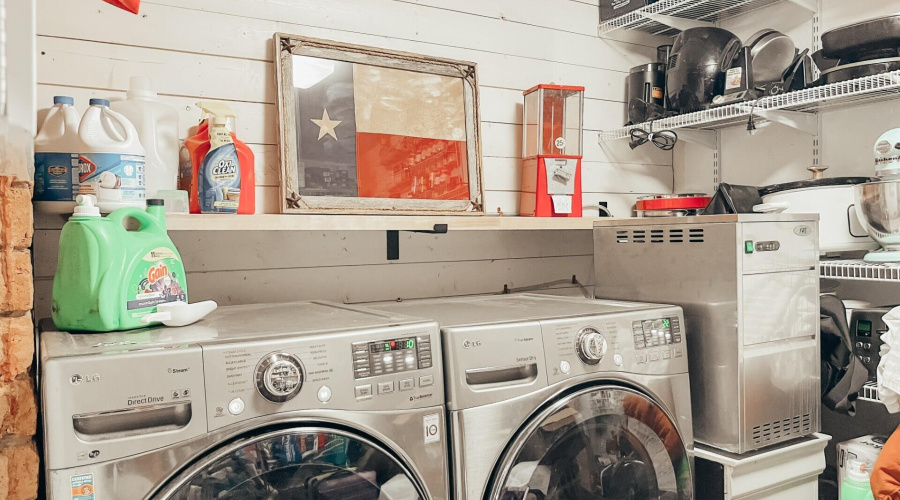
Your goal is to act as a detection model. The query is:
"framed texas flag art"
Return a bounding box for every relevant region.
[275,34,485,215]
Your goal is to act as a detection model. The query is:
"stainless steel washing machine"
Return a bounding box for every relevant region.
[40,301,448,500]
[372,294,694,500]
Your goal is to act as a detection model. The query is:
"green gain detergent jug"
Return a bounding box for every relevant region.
[51,197,188,332]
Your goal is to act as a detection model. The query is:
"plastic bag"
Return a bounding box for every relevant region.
[102,0,141,14]
[877,306,900,412]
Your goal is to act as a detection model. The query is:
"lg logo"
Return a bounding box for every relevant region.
[462,340,483,349]
[70,373,101,385]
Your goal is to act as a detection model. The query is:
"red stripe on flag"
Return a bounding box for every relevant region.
[356,133,470,200]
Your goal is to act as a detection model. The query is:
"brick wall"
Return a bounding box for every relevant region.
[0,178,39,500]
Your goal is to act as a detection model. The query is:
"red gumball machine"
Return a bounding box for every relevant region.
[520,85,584,217]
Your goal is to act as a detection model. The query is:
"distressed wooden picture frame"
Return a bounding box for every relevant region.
[274,34,485,215]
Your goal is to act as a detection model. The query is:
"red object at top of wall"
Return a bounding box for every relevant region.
[103,0,141,14]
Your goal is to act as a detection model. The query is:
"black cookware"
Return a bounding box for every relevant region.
[666,27,742,113]
[745,29,796,84]
[811,15,900,86]
[818,58,900,85]
[626,62,666,124]
[822,14,900,63]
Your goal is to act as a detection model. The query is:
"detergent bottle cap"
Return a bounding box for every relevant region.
[126,76,158,100]
[89,98,110,107]
[53,96,74,106]
[73,195,101,217]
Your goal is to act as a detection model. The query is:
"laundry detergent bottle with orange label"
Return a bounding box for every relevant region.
[51,196,188,332]
[185,101,255,214]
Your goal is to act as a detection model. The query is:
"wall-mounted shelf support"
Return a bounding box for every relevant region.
[677,129,718,150]
[783,0,817,12]
[756,109,818,135]
[641,13,715,32]
[386,224,449,261]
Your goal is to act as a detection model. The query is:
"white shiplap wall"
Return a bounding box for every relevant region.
[33,0,672,319]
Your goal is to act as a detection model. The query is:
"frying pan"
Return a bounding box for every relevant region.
[745,29,797,84]
[822,14,900,63]
[818,58,900,86]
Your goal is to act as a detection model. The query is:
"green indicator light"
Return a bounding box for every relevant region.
[744,240,754,254]
[663,319,670,328]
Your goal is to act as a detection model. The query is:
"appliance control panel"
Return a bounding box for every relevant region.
[542,306,688,386]
[351,335,432,379]
[631,317,683,350]
[202,324,443,431]
[851,309,890,378]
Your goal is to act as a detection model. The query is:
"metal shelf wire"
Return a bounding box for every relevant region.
[859,380,880,404]
[600,0,791,36]
[820,259,900,282]
[599,71,900,142]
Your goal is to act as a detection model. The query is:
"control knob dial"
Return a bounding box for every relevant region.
[575,327,607,365]
[255,352,304,402]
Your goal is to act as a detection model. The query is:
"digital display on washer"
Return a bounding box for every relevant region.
[353,336,433,379]
[370,338,416,352]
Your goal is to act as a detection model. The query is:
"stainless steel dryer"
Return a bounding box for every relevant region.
[373,294,694,500]
[41,301,448,500]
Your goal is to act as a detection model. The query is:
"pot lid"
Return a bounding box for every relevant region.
[759,177,877,196]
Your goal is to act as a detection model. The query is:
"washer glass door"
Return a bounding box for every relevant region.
[155,427,425,500]
[489,386,692,500]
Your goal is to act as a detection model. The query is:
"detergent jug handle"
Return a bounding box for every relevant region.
[107,207,164,234]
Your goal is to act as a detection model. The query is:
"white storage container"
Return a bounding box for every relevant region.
[111,77,179,199]
[694,433,830,499]
[78,98,146,212]
[34,96,81,213]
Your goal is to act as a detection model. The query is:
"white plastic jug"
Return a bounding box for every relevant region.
[78,98,147,212]
[34,96,81,213]
[111,77,179,199]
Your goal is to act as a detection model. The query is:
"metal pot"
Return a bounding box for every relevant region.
[854,179,900,262]
[759,166,878,254]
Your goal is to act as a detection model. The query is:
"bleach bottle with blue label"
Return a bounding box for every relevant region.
[34,96,81,213]
[78,98,146,212]
[199,114,241,213]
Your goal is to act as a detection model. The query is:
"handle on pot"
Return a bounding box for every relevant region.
[753,202,790,213]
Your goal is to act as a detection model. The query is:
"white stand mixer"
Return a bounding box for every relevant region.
[856,128,900,262]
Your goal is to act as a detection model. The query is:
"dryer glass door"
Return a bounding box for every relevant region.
[155,427,425,500]
[489,386,692,500]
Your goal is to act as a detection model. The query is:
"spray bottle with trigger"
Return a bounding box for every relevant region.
[186,101,256,214]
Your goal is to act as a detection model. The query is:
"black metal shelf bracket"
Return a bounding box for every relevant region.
[386,224,449,261]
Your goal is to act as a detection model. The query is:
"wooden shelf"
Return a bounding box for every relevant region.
[163,214,598,231]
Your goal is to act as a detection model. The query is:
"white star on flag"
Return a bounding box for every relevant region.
[311,109,342,141]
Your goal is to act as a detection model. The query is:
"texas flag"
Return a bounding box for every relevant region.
[294,57,470,200]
